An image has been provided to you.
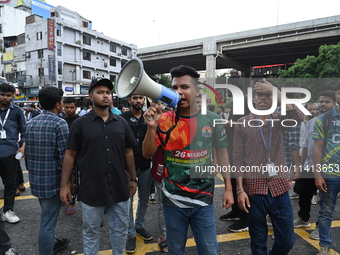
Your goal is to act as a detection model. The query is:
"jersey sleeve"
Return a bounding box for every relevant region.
[312,116,324,141]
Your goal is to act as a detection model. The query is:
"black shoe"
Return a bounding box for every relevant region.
[126,237,136,253]
[219,211,240,221]
[228,220,248,233]
[136,228,153,240]
[53,238,70,254]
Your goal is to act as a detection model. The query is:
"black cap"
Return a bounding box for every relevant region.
[88,78,113,93]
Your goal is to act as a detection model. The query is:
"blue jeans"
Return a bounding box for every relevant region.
[318,177,340,248]
[38,193,62,255]
[248,192,295,255]
[163,204,219,255]
[128,168,151,237]
[80,200,130,255]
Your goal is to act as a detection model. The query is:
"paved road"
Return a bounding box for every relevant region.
[1,159,339,255]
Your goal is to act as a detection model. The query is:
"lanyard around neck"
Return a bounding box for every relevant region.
[255,115,273,162]
[0,108,11,129]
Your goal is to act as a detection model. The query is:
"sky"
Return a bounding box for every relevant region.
[46,0,340,49]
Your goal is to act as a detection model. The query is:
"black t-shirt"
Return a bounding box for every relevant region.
[121,110,151,172]
[62,114,80,129]
[67,109,137,207]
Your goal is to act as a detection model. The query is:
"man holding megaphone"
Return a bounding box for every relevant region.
[142,65,234,255]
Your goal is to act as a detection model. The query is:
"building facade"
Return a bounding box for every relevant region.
[23,6,136,97]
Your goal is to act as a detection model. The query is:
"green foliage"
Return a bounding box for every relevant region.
[0,46,6,53]
[216,73,227,84]
[159,74,171,88]
[277,42,340,101]
[224,97,233,110]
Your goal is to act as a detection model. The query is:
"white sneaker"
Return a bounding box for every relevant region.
[290,192,299,199]
[294,218,310,228]
[5,248,19,255]
[3,210,20,223]
[311,195,318,205]
[310,226,320,240]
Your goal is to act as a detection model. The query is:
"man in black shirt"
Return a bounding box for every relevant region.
[60,78,137,255]
[121,93,152,253]
[61,97,80,215]
[62,97,79,128]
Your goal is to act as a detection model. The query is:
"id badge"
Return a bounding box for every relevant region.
[0,130,6,139]
[267,162,278,177]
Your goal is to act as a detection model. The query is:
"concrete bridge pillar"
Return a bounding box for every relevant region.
[203,40,217,88]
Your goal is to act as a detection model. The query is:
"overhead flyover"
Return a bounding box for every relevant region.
[137,15,340,86]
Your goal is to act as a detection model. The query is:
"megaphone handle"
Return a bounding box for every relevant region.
[146,100,167,122]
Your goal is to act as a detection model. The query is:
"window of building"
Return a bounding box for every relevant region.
[110,75,116,83]
[58,81,62,88]
[110,43,117,53]
[57,42,62,56]
[38,49,43,59]
[83,70,91,79]
[110,58,116,67]
[83,51,91,61]
[121,47,128,56]
[36,32,42,40]
[82,21,88,28]
[38,67,44,77]
[58,61,62,75]
[0,24,2,34]
[56,24,61,36]
[121,60,127,68]
[83,35,91,46]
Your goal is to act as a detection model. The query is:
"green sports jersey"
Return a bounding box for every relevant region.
[312,107,340,176]
[156,110,228,208]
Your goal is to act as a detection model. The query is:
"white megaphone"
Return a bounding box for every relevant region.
[116,58,180,108]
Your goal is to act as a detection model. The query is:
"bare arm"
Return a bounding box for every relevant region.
[125,147,137,196]
[142,104,163,159]
[216,147,233,209]
[236,177,250,213]
[313,139,327,192]
[60,149,77,204]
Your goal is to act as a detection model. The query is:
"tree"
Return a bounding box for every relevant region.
[159,74,171,88]
[277,42,340,101]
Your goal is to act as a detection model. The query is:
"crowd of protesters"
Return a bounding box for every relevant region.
[0,66,340,255]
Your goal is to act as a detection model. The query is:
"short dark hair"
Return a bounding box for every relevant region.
[64,97,77,105]
[29,104,36,108]
[85,99,93,108]
[38,87,64,110]
[305,102,316,109]
[207,105,215,112]
[218,105,225,112]
[117,104,124,110]
[336,80,340,91]
[0,83,15,94]
[170,65,200,86]
[320,90,336,103]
